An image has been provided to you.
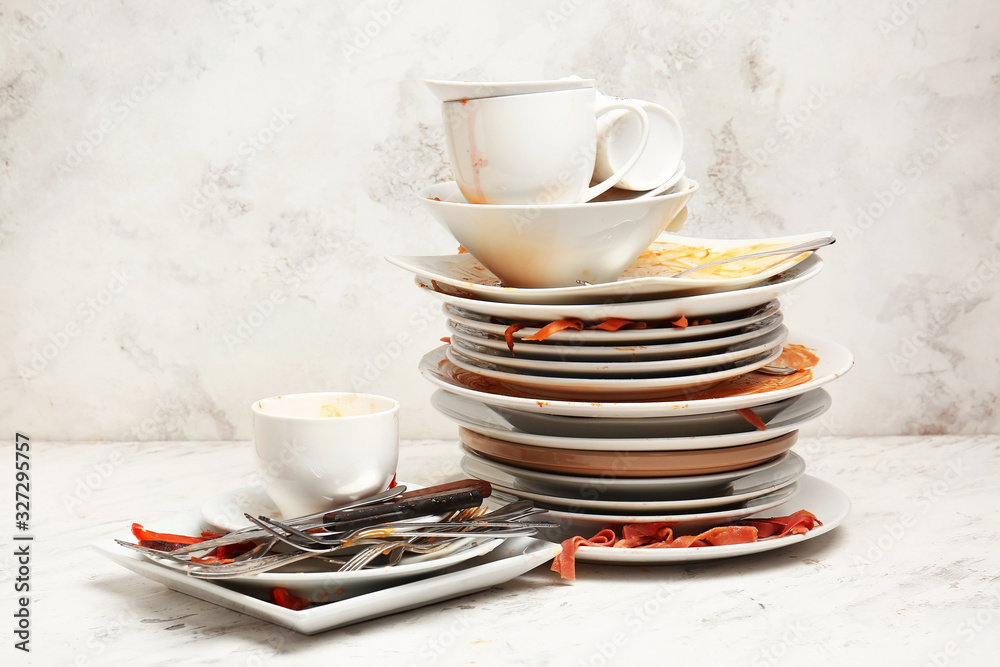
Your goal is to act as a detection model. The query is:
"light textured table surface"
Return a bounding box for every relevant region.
[3,435,998,666]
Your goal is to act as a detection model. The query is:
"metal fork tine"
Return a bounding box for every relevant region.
[231,537,277,563]
[254,515,331,545]
[242,514,336,553]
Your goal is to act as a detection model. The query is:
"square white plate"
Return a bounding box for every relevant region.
[93,535,560,635]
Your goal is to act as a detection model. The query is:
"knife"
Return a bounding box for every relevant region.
[320,480,493,532]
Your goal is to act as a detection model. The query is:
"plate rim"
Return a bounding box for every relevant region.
[447,310,786,359]
[448,324,788,375]
[416,254,823,321]
[387,230,832,305]
[443,300,782,343]
[442,344,783,398]
[534,480,801,525]
[431,388,831,451]
[460,451,806,512]
[570,474,849,563]
[419,332,853,417]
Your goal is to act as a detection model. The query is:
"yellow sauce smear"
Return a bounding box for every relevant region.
[623,242,809,279]
[320,404,344,417]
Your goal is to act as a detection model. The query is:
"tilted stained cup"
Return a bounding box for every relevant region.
[441,87,650,205]
[252,392,399,518]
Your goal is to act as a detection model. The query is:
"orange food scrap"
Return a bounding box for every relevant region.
[550,528,617,581]
[503,323,527,353]
[551,511,823,580]
[428,197,441,201]
[440,336,451,343]
[523,319,584,341]
[741,510,822,538]
[671,315,689,328]
[586,318,647,332]
[737,408,767,431]
[457,245,468,254]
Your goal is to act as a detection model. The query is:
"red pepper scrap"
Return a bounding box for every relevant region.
[131,523,209,546]
[131,523,255,560]
[586,318,647,332]
[271,587,311,611]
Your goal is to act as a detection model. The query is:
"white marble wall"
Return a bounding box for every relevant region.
[1,0,997,440]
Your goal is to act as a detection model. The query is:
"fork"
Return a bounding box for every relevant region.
[181,525,544,578]
[336,506,487,572]
[670,236,835,278]
[168,485,408,556]
[186,503,550,577]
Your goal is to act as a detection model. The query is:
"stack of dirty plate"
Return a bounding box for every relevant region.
[387,231,854,563]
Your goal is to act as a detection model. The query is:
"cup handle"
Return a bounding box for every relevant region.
[583,100,650,202]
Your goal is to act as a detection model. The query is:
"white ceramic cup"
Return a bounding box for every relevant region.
[441,87,650,205]
[251,392,399,518]
[594,95,684,192]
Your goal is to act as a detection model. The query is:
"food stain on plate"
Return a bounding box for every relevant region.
[687,344,819,399]
[625,241,807,280]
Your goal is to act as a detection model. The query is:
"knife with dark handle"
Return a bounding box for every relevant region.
[320,483,491,532]
[392,479,493,502]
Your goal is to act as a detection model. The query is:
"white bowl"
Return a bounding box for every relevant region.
[417,178,698,288]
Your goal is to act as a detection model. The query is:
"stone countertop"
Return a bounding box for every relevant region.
[5,435,999,666]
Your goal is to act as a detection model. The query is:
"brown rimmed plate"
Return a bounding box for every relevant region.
[459,427,799,478]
